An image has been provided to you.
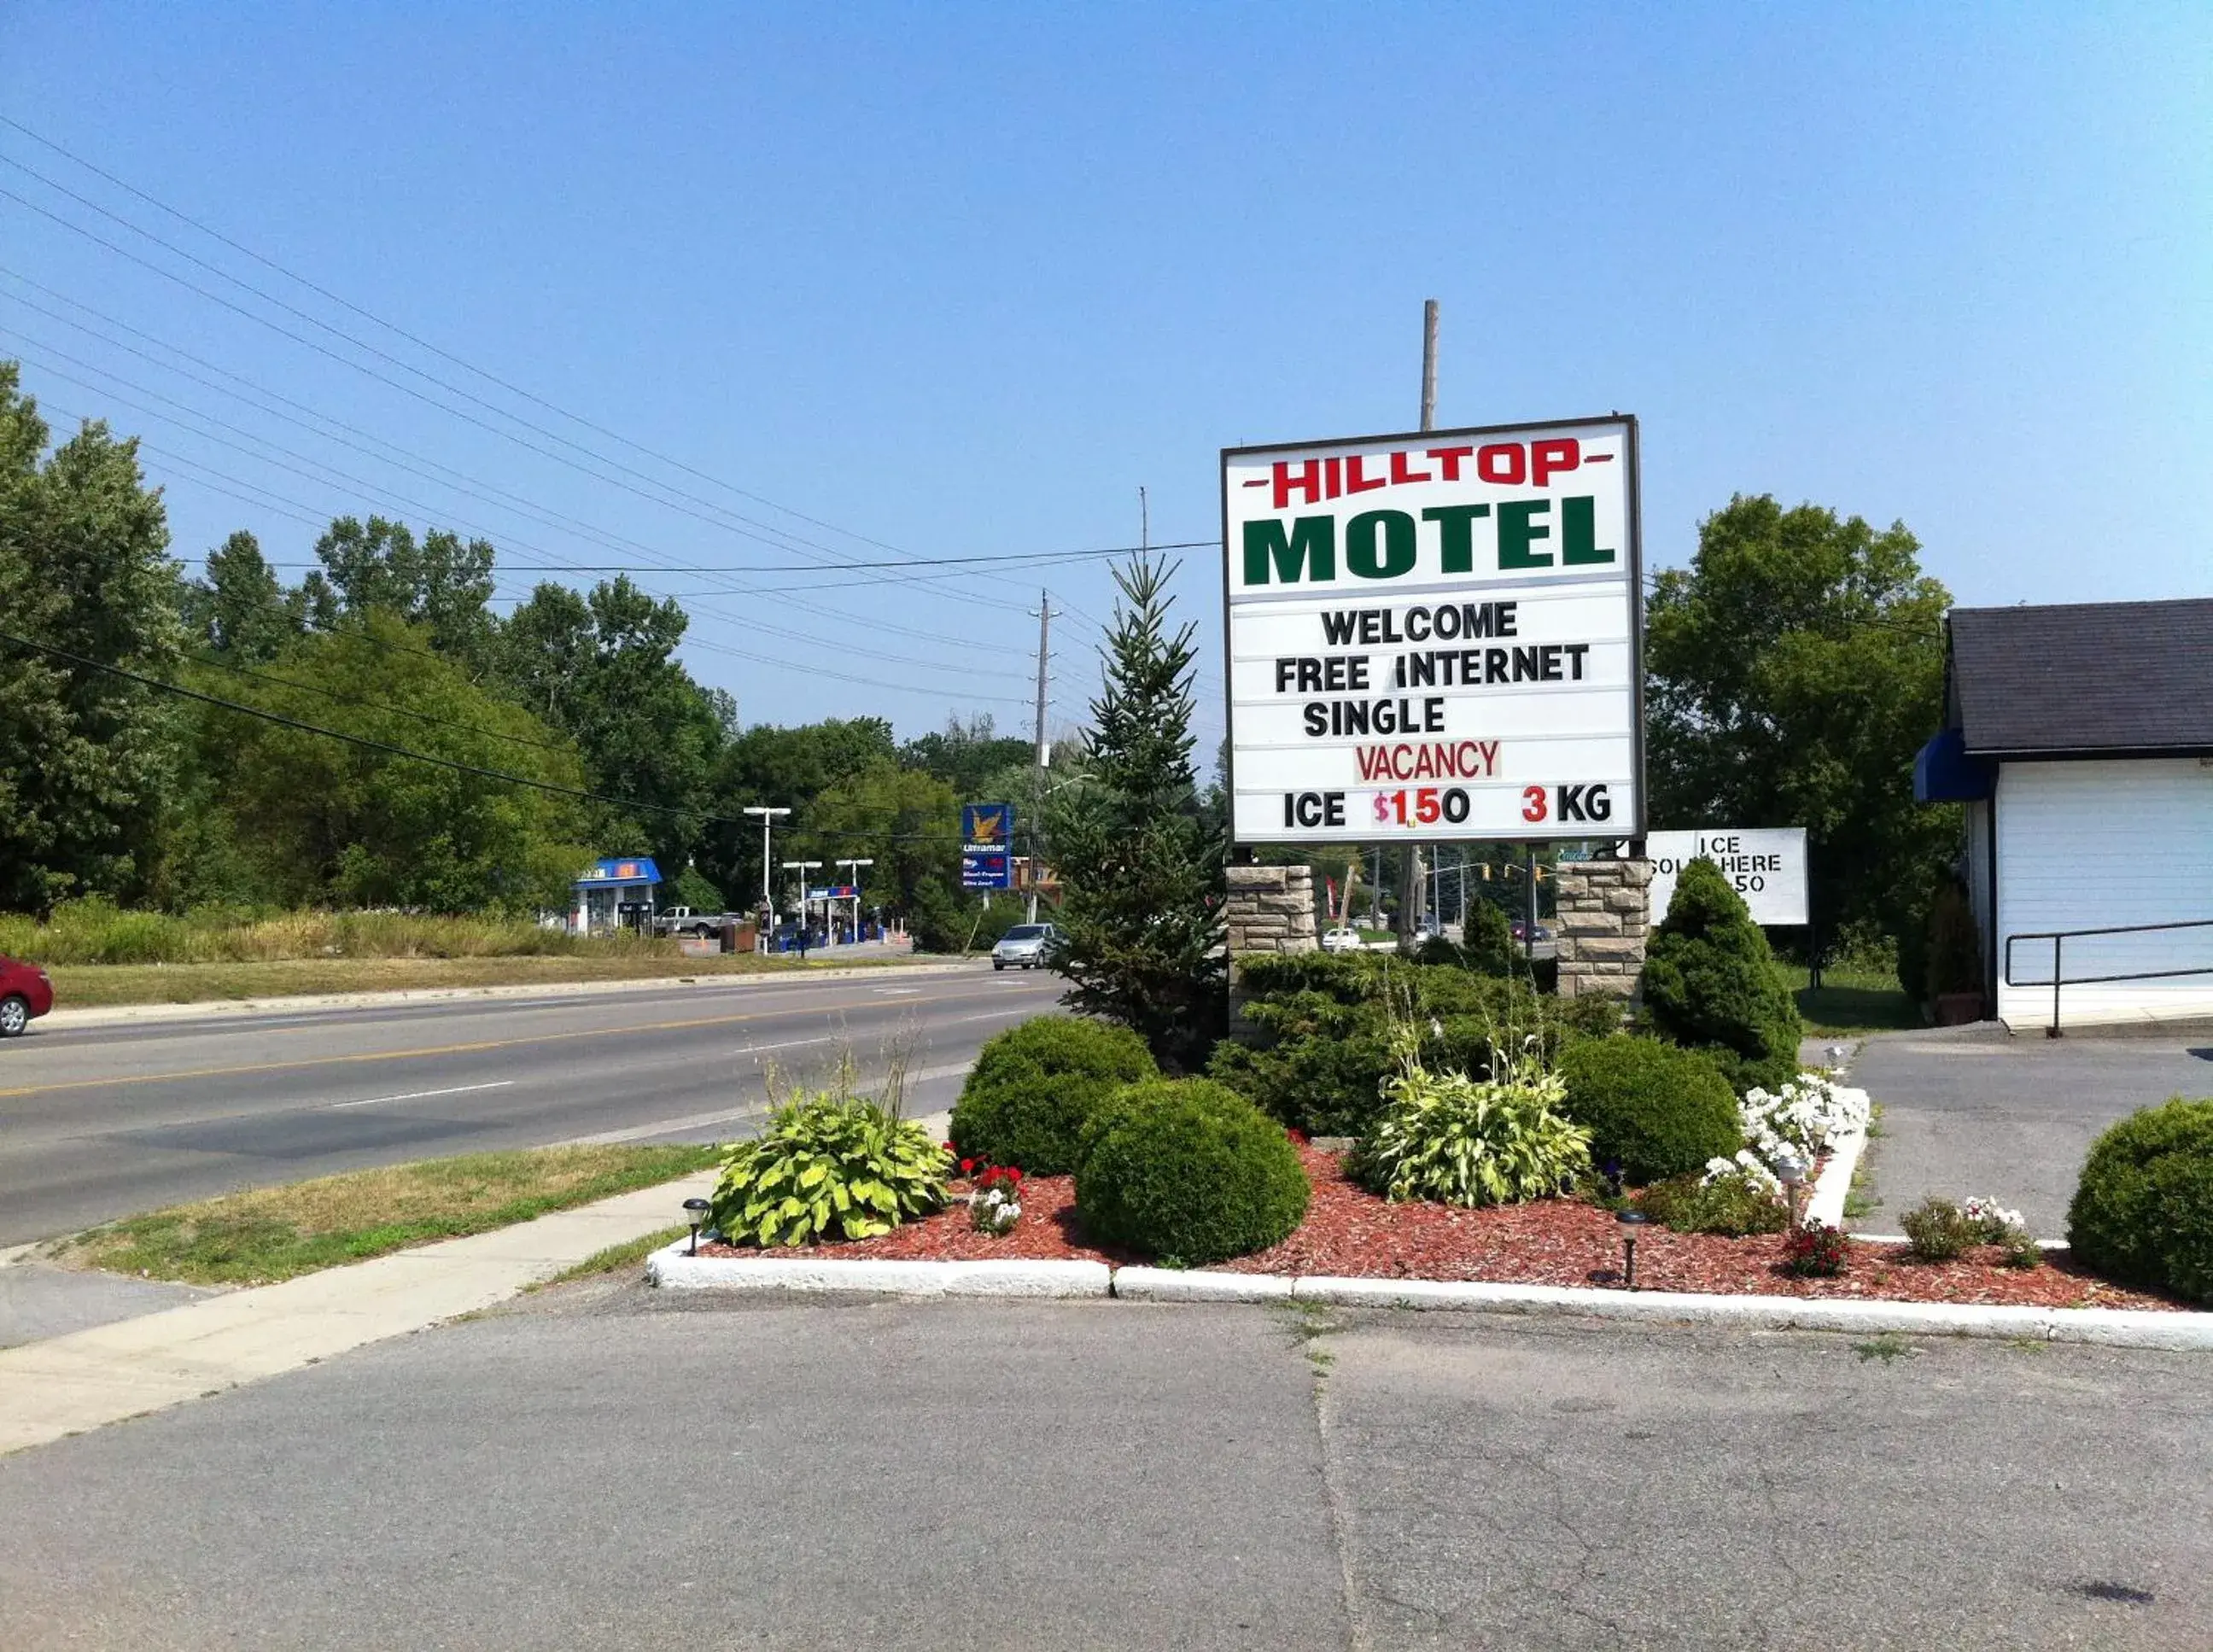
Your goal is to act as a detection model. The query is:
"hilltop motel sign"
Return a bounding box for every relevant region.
[1223,416,1644,845]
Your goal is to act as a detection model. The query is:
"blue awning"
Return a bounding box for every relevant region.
[1914,728,1993,803]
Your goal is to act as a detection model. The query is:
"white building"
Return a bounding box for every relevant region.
[1916,598,2213,1032]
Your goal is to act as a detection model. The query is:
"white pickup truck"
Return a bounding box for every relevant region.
[652,906,741,939]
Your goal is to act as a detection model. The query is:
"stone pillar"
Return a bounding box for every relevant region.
[1225,863,1318,1042]
[1553,858,1653,1002]
[1223,862,1318,957]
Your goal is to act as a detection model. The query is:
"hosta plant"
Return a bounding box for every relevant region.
[709,1095,950,1246]
[1353,1027,1592,1208]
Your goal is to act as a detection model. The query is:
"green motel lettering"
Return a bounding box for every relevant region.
[1242,498,1615,586]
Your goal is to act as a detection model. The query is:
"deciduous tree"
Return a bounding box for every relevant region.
[1644,493,1957,959]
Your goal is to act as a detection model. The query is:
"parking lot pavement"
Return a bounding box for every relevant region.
[3,1289,2210,1649]
[1849,1026,2213,1234]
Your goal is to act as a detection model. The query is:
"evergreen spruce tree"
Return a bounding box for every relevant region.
[1641,857,1805,1093]
[1048,556,1225,1071]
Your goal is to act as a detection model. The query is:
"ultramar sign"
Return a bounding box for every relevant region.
[1222,416,1643,845]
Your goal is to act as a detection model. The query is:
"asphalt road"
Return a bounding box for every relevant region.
[2,1292,2206,1649]
[0,963,1063,1243]
[1850,1025,2213,1235]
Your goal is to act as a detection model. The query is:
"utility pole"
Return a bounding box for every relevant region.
[1026,587,1052,924]
[1398,299,1439,951]
[838,857,873,946]
[743,806,791,942]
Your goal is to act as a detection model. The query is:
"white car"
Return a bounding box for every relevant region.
[991,923,1061,970]
[1319,926,1363,954]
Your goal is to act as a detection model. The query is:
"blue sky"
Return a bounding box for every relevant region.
[3,3,2207,756]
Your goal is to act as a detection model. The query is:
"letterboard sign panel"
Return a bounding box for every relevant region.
[1223,416,1643,844]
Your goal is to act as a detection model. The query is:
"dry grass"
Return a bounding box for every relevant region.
[0,900,679,966]
[41,950,877,1007]
[61,1144,721,1285]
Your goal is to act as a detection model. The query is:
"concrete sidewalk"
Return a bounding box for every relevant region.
[0,1169,708,1456]
[0,1103,956,1456]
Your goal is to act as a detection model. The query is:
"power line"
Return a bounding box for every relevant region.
[0,308,1095,651]
[17,366,1045,699]
[0,622,1036,843]
[0,624,717,824]
[0,149,1049,615]
[2,120,1101,615]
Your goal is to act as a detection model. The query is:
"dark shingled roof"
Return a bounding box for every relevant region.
[1950,598,2213,757]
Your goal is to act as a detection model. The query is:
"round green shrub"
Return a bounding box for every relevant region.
[2068,1097,2213,1304]
[1556,1036,1742,1185]
[1075,1077,1310,1265]
[949,1015,1157,1175]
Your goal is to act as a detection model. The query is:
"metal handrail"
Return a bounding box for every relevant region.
[2003,917,2213,1038]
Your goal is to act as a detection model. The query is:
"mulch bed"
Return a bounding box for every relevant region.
[698,1148,2186,1311]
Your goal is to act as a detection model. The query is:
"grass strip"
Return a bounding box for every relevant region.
[44,950,914,1007]
[61,1144,721,1286]
[536,1223,692,1288]
[1779,964,1922,1036]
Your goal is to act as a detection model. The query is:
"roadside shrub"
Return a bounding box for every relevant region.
[1637,1170,1788,1236]
[1895,906,1931,1008]
[1074,1078,1309,1265]
[2067,1097,2213,1304]
[1640,859,1804,1094]
[707,1095,949,1246]
[1352,1031,1591,1207]
[1900,1196,1977,1262]
[1459,902,1520,977]
[1210,952,1620,1138]
[1782,1223,1848,1278]
[949,1016,1157,1175]
[1556,1036,1740,1185]
[1413,937,1463,967]
[1924,881,1982,1001]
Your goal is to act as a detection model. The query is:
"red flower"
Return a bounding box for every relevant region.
[960,1159,975,1175]
[1287,1128,1309,1146]
[941,1141,955,1153]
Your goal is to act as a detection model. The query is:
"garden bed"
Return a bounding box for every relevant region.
[696,1149,2184,1311]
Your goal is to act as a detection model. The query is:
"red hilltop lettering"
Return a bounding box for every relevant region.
[1260,441,1606,509]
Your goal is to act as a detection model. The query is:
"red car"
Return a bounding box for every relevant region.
[0,954,53,1037]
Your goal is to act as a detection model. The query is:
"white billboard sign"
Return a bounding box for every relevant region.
[1223,417,1642,844]
[1645,828,1808,926]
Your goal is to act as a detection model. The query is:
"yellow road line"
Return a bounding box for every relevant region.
[0,985,1048,1101]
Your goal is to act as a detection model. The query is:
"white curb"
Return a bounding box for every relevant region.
[1282,1274,2213,1349]
[1113,1266,1294,1304]
[645,1244,1108,1298]
[640,1246,2213,1350]
[1804,1106,1869,1229]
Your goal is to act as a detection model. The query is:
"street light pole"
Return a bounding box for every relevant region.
[743,807,791,932]
[838,856,873,947]
[780,859,823,950]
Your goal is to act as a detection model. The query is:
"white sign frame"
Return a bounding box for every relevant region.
[1221,415,1644,846]
[1644,828,1809,926]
